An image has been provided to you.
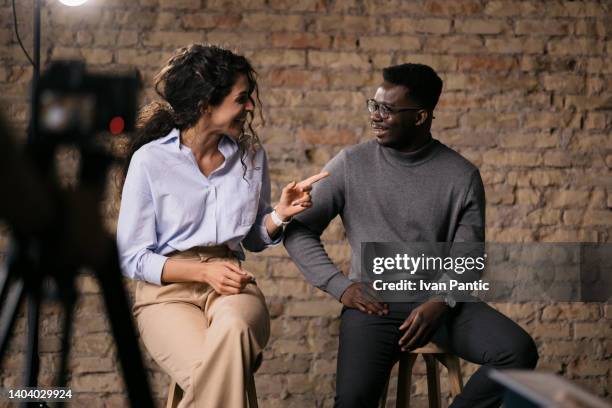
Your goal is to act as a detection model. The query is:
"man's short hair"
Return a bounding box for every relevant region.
[382,63,443,111]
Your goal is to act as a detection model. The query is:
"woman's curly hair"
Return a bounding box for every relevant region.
[123,44,263,180]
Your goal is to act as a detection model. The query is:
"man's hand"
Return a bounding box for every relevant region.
[340,282,389,316]
[398,299,449,351]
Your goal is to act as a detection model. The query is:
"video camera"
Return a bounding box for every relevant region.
[36,60,141,142]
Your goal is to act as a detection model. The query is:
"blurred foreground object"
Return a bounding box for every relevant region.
[0,61,153,407]
[490,370,610,408]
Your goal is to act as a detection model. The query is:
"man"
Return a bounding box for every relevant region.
[284,63,538,407]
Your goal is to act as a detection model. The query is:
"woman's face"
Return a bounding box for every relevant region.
[206,74,254,138]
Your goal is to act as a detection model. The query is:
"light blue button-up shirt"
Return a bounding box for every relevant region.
[117,128,280,285]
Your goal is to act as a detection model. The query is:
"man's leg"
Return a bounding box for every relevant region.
[433,301,539,408]
[335,307,407,408]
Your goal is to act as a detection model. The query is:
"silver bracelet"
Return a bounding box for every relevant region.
[270,209,292,227]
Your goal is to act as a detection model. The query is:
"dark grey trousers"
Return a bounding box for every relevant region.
[334,301,539,408]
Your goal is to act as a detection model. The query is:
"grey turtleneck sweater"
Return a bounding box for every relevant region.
[283,137,486,300]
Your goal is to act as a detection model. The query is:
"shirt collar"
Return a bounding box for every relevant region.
[157,128,239,157]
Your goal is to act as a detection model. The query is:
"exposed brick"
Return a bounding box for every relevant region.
[268,0,326,11]
[309,51,369,69]
[183,13,242,29]
[485,1,539,16]
[207,0,266,10]
[314,16,377,33]
[248,50,306,67]
[455,19,509,34]
[514,19,572,35]
[516,188,541,205]
[298,127,358,145]
[542,73,585,94]
[239,13,305,31]
[574,322,612,338]
[206,31,267,50]
[424,0,483,15]
[115,49,169,66]
[542,304,600,321]
[485,38,546,54]
[262,68,328,88]
[159,0,200,8]
[142,31,204,48]
[547,38,605,55]
[359,35,421,51]
[390,18,451,34]
[457,55,517,71]
[424,36,483,53]
[270,32,332,49]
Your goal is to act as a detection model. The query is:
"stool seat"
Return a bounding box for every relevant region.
[380,342,464,408]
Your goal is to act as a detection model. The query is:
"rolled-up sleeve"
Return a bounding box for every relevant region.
[242,150,281,251]
[116,153,167,285]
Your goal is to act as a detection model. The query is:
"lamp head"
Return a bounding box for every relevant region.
[58,0,88,6]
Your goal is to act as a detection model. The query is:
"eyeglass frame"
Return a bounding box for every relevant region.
[366,98,425,119]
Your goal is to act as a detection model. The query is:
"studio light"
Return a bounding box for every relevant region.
[58,0,89,6]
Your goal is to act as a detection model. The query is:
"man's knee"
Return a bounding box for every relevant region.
[495,332,538,369]
[513,334,539,368]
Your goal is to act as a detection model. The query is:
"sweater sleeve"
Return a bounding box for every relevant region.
[440,169,486,298]
[283,150,353,300]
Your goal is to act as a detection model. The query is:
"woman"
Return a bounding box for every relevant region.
[117,44,326,408]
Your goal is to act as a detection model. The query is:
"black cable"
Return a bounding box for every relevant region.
[12,0,36,67]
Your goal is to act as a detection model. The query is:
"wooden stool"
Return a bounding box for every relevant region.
[165,375,259,408]
[379,343,463,408]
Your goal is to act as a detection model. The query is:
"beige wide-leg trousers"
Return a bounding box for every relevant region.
[133,246,270,408]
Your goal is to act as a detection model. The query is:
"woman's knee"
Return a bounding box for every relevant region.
[214,309,269,347]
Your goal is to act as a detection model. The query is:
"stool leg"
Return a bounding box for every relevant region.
[423,355,441,408]
[396,353,417,408]
[435,354,463,398]
[379,378,390,408]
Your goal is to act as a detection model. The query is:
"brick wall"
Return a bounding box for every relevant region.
[1,0,610,406]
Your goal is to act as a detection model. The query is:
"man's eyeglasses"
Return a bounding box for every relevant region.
[366,99,423,119]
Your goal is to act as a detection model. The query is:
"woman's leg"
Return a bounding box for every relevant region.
[189,283,270,408]
[135,300,209,408]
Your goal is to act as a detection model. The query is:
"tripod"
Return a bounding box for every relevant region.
[0,119,154,407]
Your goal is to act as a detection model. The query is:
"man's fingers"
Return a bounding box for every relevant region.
[404,326,428,351]
[399,315,413,331]
[399,313,420,345]
[296,172,330,189]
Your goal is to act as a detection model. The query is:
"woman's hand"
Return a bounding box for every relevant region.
[200,261,254,295]
[275,172,330,220]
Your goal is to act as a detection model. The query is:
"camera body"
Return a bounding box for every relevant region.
[36,60,141,142]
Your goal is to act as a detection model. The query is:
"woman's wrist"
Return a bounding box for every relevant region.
[273,205,292,222]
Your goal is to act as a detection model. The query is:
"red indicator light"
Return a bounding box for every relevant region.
[109,116,125,135]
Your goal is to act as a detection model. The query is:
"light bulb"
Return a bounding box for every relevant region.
[58,0,89,6]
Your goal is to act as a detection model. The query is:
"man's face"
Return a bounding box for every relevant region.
[370,81,422,149]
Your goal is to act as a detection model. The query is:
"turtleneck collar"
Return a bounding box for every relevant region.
[378,135,441,167]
